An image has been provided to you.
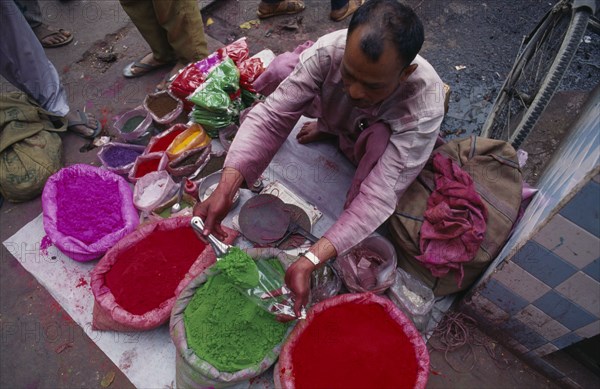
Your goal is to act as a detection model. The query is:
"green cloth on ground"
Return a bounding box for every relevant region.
[183,271,289,372]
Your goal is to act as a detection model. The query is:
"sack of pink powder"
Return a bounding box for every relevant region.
[41,164,139,262]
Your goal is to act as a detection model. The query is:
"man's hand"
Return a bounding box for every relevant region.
[284,256,315,318]
[192,167,244,240]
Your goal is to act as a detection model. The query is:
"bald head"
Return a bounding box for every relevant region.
[348,0,424,67]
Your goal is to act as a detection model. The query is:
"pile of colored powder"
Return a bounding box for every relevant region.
[214,247,259,288]
[147,127,185,153]
[183,271,289,372]
[134,157,161,178]
[55,173,124,245]
[121,115,145,133]
[146,93,178,118]
[102,146,142,168]
[290,302,419,388]
[104,226,207,315]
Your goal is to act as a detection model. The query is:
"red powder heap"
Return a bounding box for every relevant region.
[290,302,419,389]
[104,227,207,315]
[56,174,124,245]
[134,157,161,178]
[147,126,186,153]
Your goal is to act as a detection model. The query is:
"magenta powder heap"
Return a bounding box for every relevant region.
[42,164,139,261]
[55,173,124,244]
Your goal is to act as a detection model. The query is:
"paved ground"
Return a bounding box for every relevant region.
[1,0,598,388]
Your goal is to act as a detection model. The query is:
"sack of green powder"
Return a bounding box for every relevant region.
[170,247,294,388]
[90,216,238,332]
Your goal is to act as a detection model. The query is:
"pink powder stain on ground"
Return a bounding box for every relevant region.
[55,173,124,245]
[75,277,88,288]
[40,235,53,256]
[118,349,138,371]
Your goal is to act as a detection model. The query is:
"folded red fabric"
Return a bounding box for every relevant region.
[416,153,487,287]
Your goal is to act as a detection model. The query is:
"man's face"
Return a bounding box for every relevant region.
[341,27,408,109]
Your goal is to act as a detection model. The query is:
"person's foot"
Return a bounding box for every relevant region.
[123,53,174,78]
[65,110,100,138]
[296,121,336,144]
[257,0,305,19]
[32,24,73,48]
[330,0,364,22]
[155,61,188,91]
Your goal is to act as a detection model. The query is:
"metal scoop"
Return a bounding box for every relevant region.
[190,216,230,258]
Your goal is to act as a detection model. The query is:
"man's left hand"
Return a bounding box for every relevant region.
[284,256,315,317]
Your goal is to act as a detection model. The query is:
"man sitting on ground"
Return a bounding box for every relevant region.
[194,0,446,316]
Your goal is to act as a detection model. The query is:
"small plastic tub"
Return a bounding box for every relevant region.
[144,90,183,125]
[113,107,152,142]
[128,151,168,183]
[97,142,146,175]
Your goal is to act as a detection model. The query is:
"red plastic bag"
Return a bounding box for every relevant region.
[238,57,266,93]
[169,63,205,111]
[90,216,238,331]
[217,37,249,65]
[275,293,429,389]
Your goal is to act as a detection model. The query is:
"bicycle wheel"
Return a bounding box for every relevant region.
[481,1,591,148]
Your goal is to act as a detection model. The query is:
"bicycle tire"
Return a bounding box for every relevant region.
[481,3,591,148]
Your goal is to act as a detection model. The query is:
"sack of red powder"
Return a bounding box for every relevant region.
[217,37,249,65]
[170,247,293,387]
[275,293,430,389]
[334,235,397,295]
[42,164,139,262]
[90,216,237,331]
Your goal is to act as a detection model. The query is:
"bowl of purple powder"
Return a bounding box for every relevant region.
[97,142,146,175]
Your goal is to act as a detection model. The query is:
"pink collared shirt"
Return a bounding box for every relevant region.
[225,29,446,255]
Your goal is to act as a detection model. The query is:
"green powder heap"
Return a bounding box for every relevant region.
[183,269,289,372]
[214,247,259,289]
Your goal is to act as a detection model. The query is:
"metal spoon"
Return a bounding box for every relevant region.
[170,181,185,214]
[190,216,230,258]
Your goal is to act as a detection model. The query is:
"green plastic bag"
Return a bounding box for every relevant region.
[205,57,240,94]
[188,79,231,113]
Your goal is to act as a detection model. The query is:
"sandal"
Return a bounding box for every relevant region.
[32,24,73,48]
[330,0,365,22]
[123,54,174,78]
[257,0,305,19]
[66,110,102,139]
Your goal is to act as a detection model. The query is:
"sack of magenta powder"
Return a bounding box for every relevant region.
[90,216,237,331]
[42,164,139,262]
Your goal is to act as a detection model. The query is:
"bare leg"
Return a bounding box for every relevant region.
[296,121,336,144]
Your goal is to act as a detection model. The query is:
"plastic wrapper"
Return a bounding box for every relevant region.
[189,98,243,138]
[238,57,266,93]
[170,246,290,388]
[165,123,211,160]
[188,79,231,114]
[387,268,435,332]
[145,123,187,154]
[334,235,397,294]
[310,264,342,304]
[41,164,139,262]
[167,144,212,178]
[112,107,153,142]
[169,53,223,112]
[143,90,183,125]
[91,217,237,331]
[217,37,249,65]
[97,142,145,175]
[204,57,240,95]
[128,151,169,183]
[232,248,300,319]
[133,170,178,213]
[275,293,430,389]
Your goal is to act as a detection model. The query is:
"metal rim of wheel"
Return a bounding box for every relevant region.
[480,1,591,149]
